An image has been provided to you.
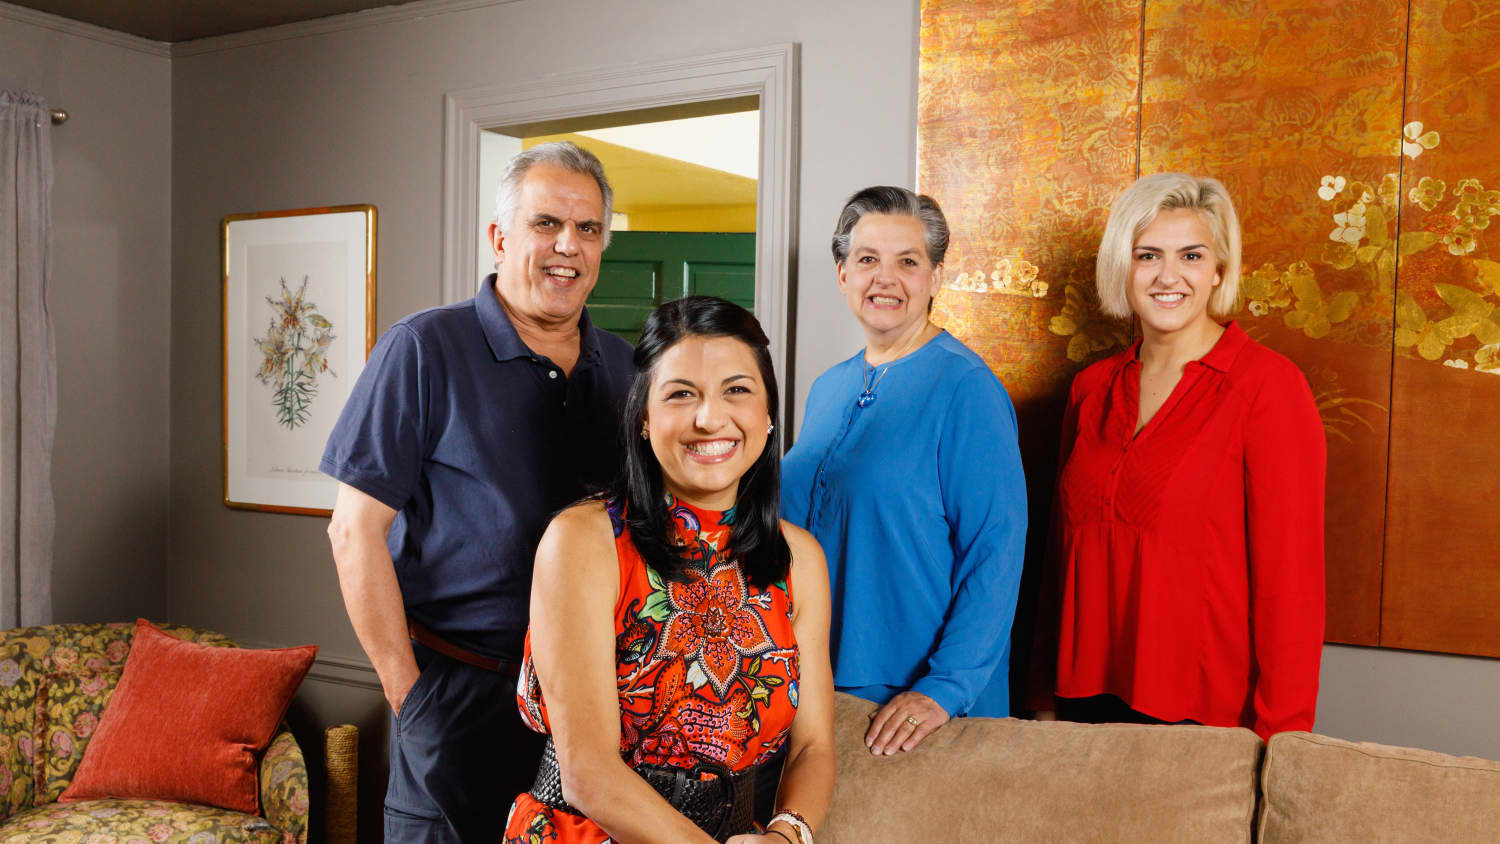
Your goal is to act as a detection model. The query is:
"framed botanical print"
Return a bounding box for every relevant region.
[222,205,376,515]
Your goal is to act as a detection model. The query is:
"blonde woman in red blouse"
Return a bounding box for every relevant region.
[1030,173,1326,739]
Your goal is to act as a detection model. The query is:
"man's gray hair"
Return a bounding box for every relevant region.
[492,141,615,246]
[830,186,950,266]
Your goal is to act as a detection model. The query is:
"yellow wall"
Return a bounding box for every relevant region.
[622,204,757,232]
[522,133,756,232]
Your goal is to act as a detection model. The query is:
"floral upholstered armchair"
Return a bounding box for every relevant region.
[0,623,310,843]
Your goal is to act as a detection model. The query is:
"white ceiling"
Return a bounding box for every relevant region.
[4,0,408,42]
[578,112,761,180]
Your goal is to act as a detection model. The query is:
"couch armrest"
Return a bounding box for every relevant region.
[259,726,310,844]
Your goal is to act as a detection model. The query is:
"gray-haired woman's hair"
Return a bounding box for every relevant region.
[492,141,615,246]
[831,186,950,266]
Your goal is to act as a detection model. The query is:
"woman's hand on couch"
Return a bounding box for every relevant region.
[866,691,950,755]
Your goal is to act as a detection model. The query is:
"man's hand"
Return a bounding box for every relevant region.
[387,662,422,716]
[328,483,420,719]
[865,691,950,755]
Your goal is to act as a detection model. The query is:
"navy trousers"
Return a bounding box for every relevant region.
[385,642,547,843]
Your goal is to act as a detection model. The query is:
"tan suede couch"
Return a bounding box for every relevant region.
[821,693,1500,842]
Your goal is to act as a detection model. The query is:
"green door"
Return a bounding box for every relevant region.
[588,231,756,345]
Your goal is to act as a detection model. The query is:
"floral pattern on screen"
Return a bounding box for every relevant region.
[919,0,1500,652]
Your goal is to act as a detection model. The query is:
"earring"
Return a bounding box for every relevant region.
[640,422,649,440]
[767,422,775,435]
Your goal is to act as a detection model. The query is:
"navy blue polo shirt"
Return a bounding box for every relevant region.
[321,275,634,660]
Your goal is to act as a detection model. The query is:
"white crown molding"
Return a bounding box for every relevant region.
[240,639,382,692]
[0,0,170,57]
[170,0,524,57]
[442,43,801,413]
[304,652,382,692]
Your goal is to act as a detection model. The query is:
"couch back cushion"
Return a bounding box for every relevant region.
[822,693,1263,843]
[0,630,43,818]
[1258,731,1500,843]
[0,622,237,820]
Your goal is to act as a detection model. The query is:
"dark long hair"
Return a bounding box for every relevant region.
[615,296,791,588]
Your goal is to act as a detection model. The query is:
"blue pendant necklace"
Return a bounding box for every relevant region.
[856,361,892,409]
[857,326,935,409]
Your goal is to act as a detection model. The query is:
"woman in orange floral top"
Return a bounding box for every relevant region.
[503,296,835,844]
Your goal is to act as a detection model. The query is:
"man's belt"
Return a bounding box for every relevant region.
[530,737,758,840]
[407,618,520,675]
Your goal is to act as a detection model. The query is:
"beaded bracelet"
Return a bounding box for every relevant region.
[769,811,813,844]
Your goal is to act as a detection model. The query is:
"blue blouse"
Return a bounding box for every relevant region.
[781,331,1027,717]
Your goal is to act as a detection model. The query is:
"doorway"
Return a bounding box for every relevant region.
[440,43,798,427]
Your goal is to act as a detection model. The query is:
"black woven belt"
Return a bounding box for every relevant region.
[530,737,758,840]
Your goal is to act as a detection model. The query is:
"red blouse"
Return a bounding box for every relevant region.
[1034,322,1325,739]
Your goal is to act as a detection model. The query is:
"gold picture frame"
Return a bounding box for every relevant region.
[221,204,376,516]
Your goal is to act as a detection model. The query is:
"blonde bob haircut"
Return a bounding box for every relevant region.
[1095,173,1242,319]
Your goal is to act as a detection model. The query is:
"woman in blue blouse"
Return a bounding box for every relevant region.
[781,186,1027,755]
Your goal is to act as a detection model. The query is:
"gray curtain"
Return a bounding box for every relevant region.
[0,91,57,628]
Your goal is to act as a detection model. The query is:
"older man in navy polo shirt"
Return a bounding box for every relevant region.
[322,142,633,843]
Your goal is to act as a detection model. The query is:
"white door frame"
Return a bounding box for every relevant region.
[441,43,800,393]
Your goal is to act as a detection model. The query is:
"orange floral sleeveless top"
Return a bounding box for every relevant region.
[503,497,800,844]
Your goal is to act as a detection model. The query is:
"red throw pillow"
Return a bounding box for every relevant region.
[59,619,316,814]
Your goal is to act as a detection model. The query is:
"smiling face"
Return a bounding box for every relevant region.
[837,213,942,345]
[489,162,606,327]
[1127,207,1224,341]
[645,335,771,511]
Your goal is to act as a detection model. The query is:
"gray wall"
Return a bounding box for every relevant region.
[1318,644,1500,761]
[167,0,911,659]
[164,0,1500,796]
[1,12,172,624]
[165,0,913,833]
[8,0,1497,835]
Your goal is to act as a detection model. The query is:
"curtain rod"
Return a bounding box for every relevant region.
[50,108,68,125]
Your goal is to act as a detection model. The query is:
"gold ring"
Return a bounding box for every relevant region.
[905,715,920,727]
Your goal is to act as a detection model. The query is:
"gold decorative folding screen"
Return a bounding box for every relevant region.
[919,0,1500,655]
